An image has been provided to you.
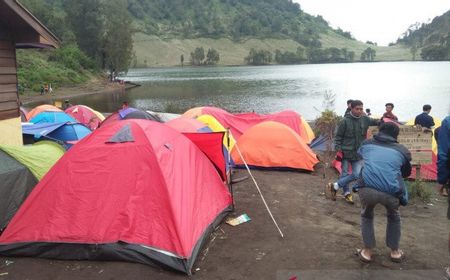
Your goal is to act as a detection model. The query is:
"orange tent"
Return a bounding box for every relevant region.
[231,121,319,171]
[26,104,62,121]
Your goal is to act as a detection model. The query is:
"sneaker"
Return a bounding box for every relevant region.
[345,194,354,204]
[441,186,448,197]
[327,183,337,201]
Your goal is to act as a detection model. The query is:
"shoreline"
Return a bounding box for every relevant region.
[20,77,127,107]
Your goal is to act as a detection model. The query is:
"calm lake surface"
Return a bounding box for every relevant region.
[70,62,450,120]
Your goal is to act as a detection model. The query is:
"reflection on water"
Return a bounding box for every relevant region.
[64,62,450,120]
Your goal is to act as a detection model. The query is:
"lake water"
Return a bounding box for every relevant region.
[69,62,450,121]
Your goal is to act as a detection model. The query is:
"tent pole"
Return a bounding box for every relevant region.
[226,128,234,210]
[234,143,284,238]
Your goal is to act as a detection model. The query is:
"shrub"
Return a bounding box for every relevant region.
[407,180,432,203]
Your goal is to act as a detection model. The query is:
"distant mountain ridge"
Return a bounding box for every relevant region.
[397,10,450,47]
[396,10,450,60]
[19,0,413,67]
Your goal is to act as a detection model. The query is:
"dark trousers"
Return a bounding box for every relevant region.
[358,187,401,250]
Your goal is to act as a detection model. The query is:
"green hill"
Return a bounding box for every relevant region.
[396,10,450,60]
[19,0,414,71]
[127,0,411,66]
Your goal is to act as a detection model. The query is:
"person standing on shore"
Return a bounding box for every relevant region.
[436,114,450,277]
[382,103,398,122]
[62,100,73,110]
[328,100,376,204]
[355,122,411,263]
[414,104,435,129]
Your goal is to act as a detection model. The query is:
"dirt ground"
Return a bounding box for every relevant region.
[0,166,448,280]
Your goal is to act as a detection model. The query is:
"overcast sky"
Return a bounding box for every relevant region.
[295,0,450,46]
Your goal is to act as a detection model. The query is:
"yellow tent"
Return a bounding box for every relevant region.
[197,114,236,150]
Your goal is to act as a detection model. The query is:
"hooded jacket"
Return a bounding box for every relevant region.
[437,116,450,185]
[356,132,412,205]
[334,113,374,160]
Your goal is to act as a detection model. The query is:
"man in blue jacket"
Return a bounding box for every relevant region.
[436,115,450,278]
[355,122,411,263]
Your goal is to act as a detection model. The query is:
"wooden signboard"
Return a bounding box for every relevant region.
[368,125,432,165]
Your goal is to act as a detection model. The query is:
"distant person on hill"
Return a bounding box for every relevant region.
[354,122,411,263]
[328,100,377,204]
[382,103,398,122]
[414,104,435,129]
[344,99,353,116]
[365,108,372,116]
[62,100,73,110]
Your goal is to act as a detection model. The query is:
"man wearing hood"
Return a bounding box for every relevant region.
[436,115,450,278]
[354,122,411,263]
[329,100,376,204]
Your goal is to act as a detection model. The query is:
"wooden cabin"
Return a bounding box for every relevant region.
[0,0,59,145]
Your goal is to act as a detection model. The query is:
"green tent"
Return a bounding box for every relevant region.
[0,150,38,231]
[0,141,65,181]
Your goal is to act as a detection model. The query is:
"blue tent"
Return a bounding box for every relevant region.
[29,111,76,124]
[309,135,334,152]
[22,122,91,149]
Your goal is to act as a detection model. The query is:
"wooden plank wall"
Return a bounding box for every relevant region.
[0,40,19,120]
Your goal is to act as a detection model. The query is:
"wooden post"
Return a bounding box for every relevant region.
[414,165,421,181]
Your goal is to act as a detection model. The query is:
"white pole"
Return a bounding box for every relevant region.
[234,143,284,238]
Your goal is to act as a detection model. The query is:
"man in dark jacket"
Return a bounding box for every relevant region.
[414,104,435,129]
[355,122,411,263]
[329,100,376,203]
[436,115,450,278]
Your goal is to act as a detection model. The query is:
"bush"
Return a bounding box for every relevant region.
[407,180,432,203]
[16,48,94,92]
[48,44,96,71]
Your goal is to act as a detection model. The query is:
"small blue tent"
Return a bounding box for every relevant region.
[22,122,91,148]
[29,111,76,124]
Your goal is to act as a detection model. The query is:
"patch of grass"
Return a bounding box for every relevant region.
[16,49,97,93]
[407,180,433,203]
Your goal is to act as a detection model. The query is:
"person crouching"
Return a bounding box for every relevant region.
[355,122,411,263]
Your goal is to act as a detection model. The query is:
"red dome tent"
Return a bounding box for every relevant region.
[0,120,232,274]
[182,106,314,144]
[65,105,104,130]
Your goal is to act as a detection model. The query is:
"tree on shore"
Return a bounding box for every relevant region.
[190,47,220,65]
[64,0,103,62]
[102,0,134,73]
[190,47,205,66]
[360,47,376,61]
[420,45,449,60]
[245,49,272,65]
[206,48,220,65]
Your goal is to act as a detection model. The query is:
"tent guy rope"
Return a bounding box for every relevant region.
[234,143,284,238]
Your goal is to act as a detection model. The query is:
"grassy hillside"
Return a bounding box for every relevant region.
[320,32,412,61]
[16,48,96,93]
[133,32,412,67]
